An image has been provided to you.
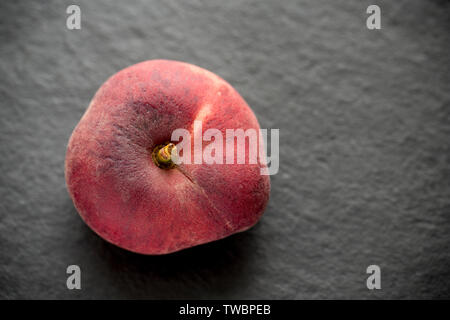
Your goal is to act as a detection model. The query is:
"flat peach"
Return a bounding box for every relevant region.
[65,60,270,254]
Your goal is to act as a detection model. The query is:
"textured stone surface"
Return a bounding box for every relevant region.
[0,0,449,299]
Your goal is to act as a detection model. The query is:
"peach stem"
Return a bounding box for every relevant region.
[153,143,177,169]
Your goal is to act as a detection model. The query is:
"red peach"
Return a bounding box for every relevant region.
[65,60,270,254]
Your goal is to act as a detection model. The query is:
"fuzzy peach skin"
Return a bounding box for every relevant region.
[65,60,270,254]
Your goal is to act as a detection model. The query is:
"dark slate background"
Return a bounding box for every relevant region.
[1,0,449,299]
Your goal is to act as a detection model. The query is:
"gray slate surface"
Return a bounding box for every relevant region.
[0,0,449,299]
